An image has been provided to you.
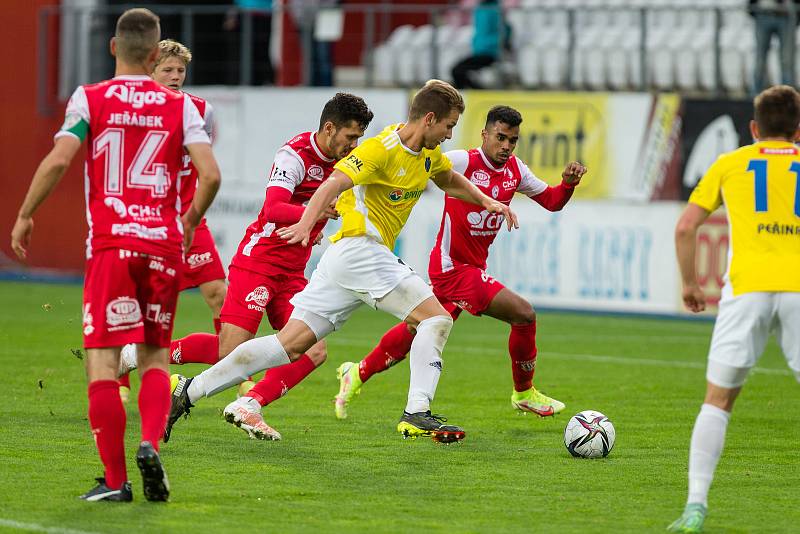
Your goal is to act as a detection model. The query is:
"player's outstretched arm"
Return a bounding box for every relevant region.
[529,161,587,211]
[432,169,519,230]
[675,203,711,313]
[277,170,354,246]
[11,136,82,259]
[183,142,221,248]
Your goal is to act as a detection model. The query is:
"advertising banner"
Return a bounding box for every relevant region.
[453,91,682,201]
[396,194,686,315]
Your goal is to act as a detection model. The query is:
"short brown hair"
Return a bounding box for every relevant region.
[408,79,465,121]
[156,39,192,68]
[115,8,161,64]
[754,85,800,139]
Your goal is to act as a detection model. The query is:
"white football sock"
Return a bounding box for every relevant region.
[687,403,731,507]
[187,335,290,402]
[405,315,453,414]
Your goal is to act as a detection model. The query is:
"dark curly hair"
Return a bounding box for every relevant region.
[485,105,522,129]
[319,93,374,131]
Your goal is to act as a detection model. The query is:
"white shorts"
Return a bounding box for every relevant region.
[290,236,434,334]
[706,288,800,388]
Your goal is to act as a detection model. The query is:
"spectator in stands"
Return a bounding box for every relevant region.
[749,0,799,94]
[224,0,274,85]
[291,0,339,87]
[451,0,510,89]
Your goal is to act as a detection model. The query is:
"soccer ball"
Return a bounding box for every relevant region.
[563,410,615,458]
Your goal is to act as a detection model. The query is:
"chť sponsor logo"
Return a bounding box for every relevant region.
[106,297,142,326]
[307,164,325,180]
[502,179,517,189]
[187,252,213,268]
[245,286,270,308]
[346,154,363,171]
[470,170,490,187]
[146,303,173,327]
[104,197,163,220]
[465,210,505,231]
[491,185,500,198]
[104,85,167,109]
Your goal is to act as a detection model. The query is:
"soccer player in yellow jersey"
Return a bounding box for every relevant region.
[668,85,800,533]
[165,80,517,443]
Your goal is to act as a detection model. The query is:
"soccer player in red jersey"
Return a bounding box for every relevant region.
[155,93,373,441]
[10,9,221,502]
[333,105,586,420]
[117,39,227,402]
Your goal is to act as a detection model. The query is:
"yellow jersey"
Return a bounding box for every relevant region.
[331,123,452,250]
[689,140,800,295]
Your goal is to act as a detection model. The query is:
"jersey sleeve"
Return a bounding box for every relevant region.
[428,146,453,176]
[515,158,549,197]
[688,155,725,212]
[266,147,306,193]
[444,149,469,175]
[334,138,387,185]
[182,94,212,146]
[54,86,90,142]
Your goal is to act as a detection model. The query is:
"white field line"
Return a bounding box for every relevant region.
[330,336,794,377]
[0,519,102,534]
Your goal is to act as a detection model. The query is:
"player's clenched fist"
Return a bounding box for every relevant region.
[562,161,587,186]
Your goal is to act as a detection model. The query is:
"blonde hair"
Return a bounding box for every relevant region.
[114,8,160,64]
[156,39,193,67]
[408,79,465,121]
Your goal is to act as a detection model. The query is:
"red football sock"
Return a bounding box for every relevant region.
[169,333,219,365]
[358,322,414,383]
[88,380,127,489]
[138,368,171,451]
[118,373,131,389]
[509,322,537,392]
[213,318,221,335]
[246,355,316,406]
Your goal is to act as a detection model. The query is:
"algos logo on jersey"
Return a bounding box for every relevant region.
[470,170,490,187]
[104,85,167,109]
[245,286,270,309]
[106,297,142,327]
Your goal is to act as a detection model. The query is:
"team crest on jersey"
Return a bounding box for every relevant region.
[470,170,490,187]
[106,297,142,327]
[388,189,403,202]
[307,164,325,180]
[424,157,431,172]
[491,185,500,198]
[245,286,270,308]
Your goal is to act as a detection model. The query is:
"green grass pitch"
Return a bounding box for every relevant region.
[0,281,796,533]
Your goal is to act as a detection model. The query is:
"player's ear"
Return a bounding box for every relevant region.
[146,45,160,68]
[749,120,759,142]
[110,37,117,58]
[424,111,436,127]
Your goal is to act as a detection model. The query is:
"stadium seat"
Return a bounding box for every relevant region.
[438,25,473,82]
[372,25,415,86]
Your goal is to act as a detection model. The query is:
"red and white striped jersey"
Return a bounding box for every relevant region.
[231,131,336,275]
[429,148,548,274]
[56,75,210,260]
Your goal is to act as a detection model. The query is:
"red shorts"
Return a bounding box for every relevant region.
[179,222,226,291]
[83,249,180,349]
[430,264,505,318]
[219,265,308,335]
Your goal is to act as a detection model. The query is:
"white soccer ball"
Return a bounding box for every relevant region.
[563,410,616,458]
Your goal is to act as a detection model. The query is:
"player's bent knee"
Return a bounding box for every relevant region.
[510,306,536,325]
